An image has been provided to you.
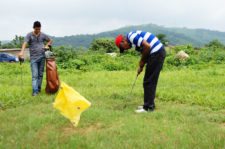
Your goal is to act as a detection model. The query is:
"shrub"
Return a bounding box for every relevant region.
[172,44,196,55]
[52,41,225,71]
[205,40,225,49]
[89,38,117,53]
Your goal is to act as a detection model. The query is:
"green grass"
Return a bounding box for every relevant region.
[0,63,225,149]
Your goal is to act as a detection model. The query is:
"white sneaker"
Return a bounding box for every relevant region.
[135,108,147,113]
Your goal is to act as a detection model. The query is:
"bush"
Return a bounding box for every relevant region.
[102,55,137,71]
[54,46,78,62]
[172,44,196,55]
[198,47,225,64]
[214,52,225,64]
[205,40,225,49]
[52,40,225,71]
[166,54,199,67]
[89,38,117,53]
[199,49,214,62]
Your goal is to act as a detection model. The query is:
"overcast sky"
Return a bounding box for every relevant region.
[1,0,225,40]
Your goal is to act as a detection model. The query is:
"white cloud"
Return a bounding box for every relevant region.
[0,0,225,40]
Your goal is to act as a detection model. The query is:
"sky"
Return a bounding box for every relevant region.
[1,0,225,40]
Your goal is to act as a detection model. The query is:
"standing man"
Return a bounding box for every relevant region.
[115,31,166,113]
[19,21,53,96]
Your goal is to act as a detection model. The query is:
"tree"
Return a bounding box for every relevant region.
[12,35,24,48]
[205,40,225,49]
[89,38,117,53]
[156,34,169,46]
[0,41,2,48]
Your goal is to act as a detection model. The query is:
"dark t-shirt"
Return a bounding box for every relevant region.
[25,32,50,60]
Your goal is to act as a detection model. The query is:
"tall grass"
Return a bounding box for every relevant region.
[0,63,224,110]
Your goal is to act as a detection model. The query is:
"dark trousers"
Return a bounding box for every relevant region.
[143,48,166,110]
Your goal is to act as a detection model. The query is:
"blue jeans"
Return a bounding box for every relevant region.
[30,56,45,94]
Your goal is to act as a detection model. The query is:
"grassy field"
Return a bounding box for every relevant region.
[0,63,225,149]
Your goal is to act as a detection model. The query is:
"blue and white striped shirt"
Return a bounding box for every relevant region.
[127,31,163,54]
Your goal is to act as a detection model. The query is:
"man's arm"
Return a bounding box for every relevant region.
[43,33,53,48]
[137,40,151,75]
[140,40,151,67]
[19,33,30,58]
[18,42,27,58]
[45,39,53,48]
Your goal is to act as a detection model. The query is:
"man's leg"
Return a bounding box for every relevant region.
[31,60,39,95]
[143,49,166,111]
[37,57,45,92]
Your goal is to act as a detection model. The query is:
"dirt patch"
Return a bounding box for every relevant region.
[78,123,104,135]
[222,122,225,128]
[0,105,5,111]
[60,123,76,137]
[35,124,54,144]
[61,123,104,137]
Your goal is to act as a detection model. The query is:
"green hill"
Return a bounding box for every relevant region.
[53,24,225,48]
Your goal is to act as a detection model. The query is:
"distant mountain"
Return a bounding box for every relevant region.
[1,40,10,44]
[53,24,225,48]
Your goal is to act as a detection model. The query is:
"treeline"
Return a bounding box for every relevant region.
[0,33,169,49]
[0,35,24,49]
[2,24,225,48]
[51,24,225,47]
[1,34,224,71]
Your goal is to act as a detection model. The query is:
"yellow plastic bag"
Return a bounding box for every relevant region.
[53,82,91,127]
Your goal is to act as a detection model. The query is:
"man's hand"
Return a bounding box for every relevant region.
[18,51,25,64]
[18,51,24,58]
[44,45,49,49]
[137,66,143,76]
[45,39,53,49]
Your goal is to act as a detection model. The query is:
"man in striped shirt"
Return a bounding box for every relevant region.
[115,31,166,113]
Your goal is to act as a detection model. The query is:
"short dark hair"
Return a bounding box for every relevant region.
[33,21,41,28]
